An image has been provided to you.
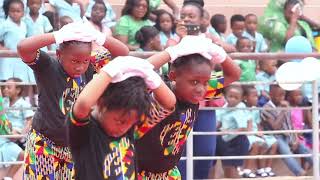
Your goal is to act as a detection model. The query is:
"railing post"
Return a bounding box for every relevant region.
[312,80,319,180]
[186,130,193,180]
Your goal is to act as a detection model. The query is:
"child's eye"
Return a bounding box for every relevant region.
[190,80,198,85]
[71,60,78,64]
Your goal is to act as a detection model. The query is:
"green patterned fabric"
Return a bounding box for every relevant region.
[149,0,161,11]
[0,96,11,135]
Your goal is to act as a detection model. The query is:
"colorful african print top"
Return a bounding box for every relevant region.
[27,50,94,146]
[68,96,173,180]
[135,74,224,174]
[135,98,198,173]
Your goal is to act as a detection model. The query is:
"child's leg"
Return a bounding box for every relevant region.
[243,142,259,177]
[221,135,249,178]
[295,143,313,171]
[258,144,268,169]
[266,143,277,168]
[223,166,240,178]
[277,136,306,176]
[6,151,24,178]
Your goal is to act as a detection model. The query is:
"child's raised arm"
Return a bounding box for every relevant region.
[18,21,129,63]
[18,22,96,63]
[73,56,176,120]
[148,36,241,85]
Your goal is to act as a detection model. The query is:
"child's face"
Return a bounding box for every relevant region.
[159,13,173,33]
[245,15,257,33]
[8,2,24,23]
[217,19,227,33]
[288,90,303,106]
[3,80,20,99]
[231,21,245,38]
[201,12,210,30]
[170,62,211,104]
[284,4,296,22]
[225,88,242,107]
[57,43,92,77]
[59,17,73,29]
[150,34,162,51]
[180,5,202,26]
[91,3,106,23]
[131,0,148,19]
[262,60,277,75]
[270,87,285,106]
[244,88,258,107]
[237,39,253,52]
[28,0,41,14]
[99,108,138,137]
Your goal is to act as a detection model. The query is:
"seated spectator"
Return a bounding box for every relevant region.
[243,13,268,52]
[114,0,152,51]
[235,37,256,82]
[242,85,277,178]
[261,84,312,176]
[85,0,117,29]
[135,26,168,75]
[226,14,245,45]
[47,0,88,22]
[59,15,73,28]
[256,59,277,106]
[167,2,236,52]
[43,11,59,31]
[0,88,24,180]
[153,9,177,48]
[0,0,35,83]
[200,9,210,33]
[24,0,53,51]
[259,0,316,52]
[135,26,162,52]
[209,14,227,42]
[286,89,312,151]
[214,85,250,178]
[3,78,34,148]
[87,1,112,37]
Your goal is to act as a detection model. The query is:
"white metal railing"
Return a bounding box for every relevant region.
[184,80,319,180]
[1,51,320,179]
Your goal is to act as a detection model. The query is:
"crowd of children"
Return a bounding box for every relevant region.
[0,0,319,179]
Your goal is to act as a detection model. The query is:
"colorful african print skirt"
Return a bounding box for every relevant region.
[23,129,74,180]
[138,166,181,180]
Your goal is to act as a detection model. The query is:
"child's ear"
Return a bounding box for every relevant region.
[168,70,176,81]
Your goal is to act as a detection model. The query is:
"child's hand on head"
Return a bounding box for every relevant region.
[165,36,213,61]
[165,35,227,65]
[82,17,106,46]
[53,22,97,44]
[101,56,162,90]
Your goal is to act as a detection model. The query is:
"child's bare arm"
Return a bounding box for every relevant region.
[17,33,55,63]
[152,81,176,110]
[220,56,241,86]
[102,36,129,57]
[73,71,112,119]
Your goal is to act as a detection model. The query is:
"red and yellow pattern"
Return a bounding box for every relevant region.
[23,129,74,180]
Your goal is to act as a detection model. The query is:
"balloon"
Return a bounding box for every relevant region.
[275,62,304,90]
[285,36,312,61]
[300,57,320,81]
